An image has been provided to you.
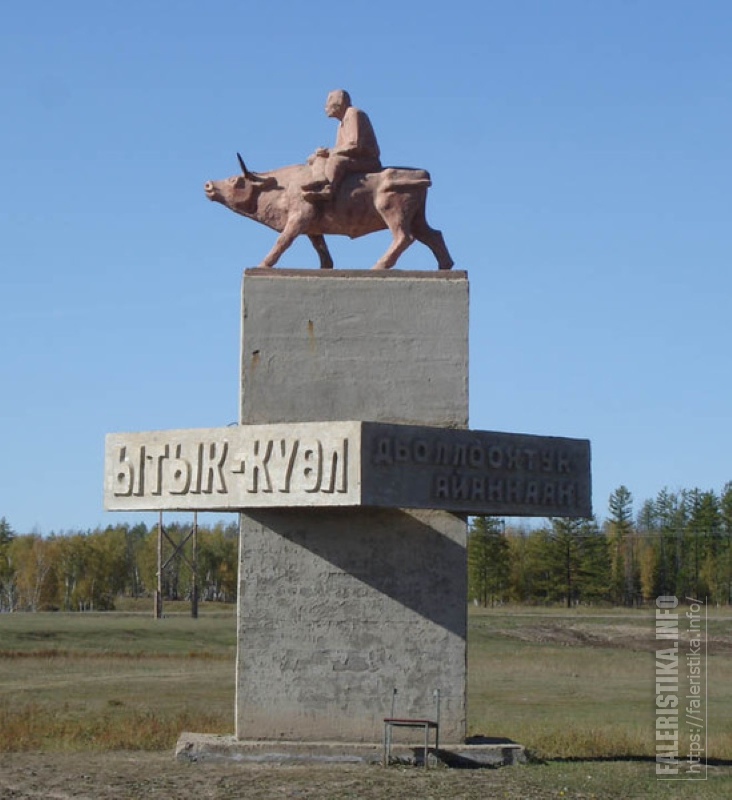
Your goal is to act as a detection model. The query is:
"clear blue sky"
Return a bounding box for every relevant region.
[1,1,730,534]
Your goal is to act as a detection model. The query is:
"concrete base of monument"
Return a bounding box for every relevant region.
[174,732,527,768]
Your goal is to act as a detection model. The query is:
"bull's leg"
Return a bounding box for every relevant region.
[371,204,415,270]
[308,234,334,269]
[411,209,454,270]
[259,220,305,267]
[372,229,414,270]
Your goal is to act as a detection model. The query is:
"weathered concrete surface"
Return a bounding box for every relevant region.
[361,423,591,518]
[104,422,362,511]
[175,732,527,767]
[237,507,467,742]
[104,421,591,517]
[240,270,468,427]
[236,271,469,744]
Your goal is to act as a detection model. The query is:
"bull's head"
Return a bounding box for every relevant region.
[204,154,276,217]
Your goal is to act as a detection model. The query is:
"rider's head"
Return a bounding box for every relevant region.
[325,89,351,119]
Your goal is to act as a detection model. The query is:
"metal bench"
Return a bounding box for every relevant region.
[383,688,440,768]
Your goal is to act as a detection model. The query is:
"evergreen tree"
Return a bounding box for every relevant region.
[636,499,658,533]
[687,489,722,600]
[607,486,637,605]
[546,518,583,607]
[653,488,681,596]
[0,518,14,548]
[721,483,732,538]
[541,517,610,606]
[467,517,510,606]
[576,517,611,603]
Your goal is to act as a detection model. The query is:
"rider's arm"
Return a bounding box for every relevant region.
[332,108,361,156]
[333,108,379,159]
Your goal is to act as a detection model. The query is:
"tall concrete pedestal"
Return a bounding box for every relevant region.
[236,269,469,743]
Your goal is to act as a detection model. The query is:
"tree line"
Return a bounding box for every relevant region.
[0,518,238,612]
[2,480,731,611]
[469,482,732,607]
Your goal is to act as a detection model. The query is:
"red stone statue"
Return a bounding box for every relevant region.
[204,90,453,270]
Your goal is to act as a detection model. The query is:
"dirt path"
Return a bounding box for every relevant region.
[0,751,511,800]
[2,750,730,799]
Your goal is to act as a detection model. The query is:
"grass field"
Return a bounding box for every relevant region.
[0,603,236,751]
[1,603,731,798]
[469,606,732,761]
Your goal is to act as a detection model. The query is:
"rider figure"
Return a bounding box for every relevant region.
[302,90,382,201]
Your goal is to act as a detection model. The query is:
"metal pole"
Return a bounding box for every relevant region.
[155,510,163,619]
[191,511,199,618]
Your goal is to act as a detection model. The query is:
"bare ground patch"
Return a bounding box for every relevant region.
[2,751,731,800]
[494,621,732,654]
[0,751,564,800]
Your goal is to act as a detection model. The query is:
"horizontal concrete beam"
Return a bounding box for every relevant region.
[104,422,591,517]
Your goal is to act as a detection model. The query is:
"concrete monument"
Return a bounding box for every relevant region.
[105,270,591,755]
[104,99,592,765]
[204,90,453,270]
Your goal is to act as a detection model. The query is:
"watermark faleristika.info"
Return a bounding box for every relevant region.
[655,595,707,780]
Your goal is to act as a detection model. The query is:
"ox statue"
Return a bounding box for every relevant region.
[204,154,454,271]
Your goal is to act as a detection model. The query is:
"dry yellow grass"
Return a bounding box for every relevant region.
[2,606,731,759]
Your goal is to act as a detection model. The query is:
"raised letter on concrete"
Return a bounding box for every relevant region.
[104,422,362,511]
[105,422,591,517]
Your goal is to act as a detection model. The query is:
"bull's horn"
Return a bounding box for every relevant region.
[237,153,266,183]
[236,153,264,183]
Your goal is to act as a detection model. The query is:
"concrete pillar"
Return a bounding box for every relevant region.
[237,269,469,743]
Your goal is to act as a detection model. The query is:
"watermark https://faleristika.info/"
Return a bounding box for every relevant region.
[655,595,707,780]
